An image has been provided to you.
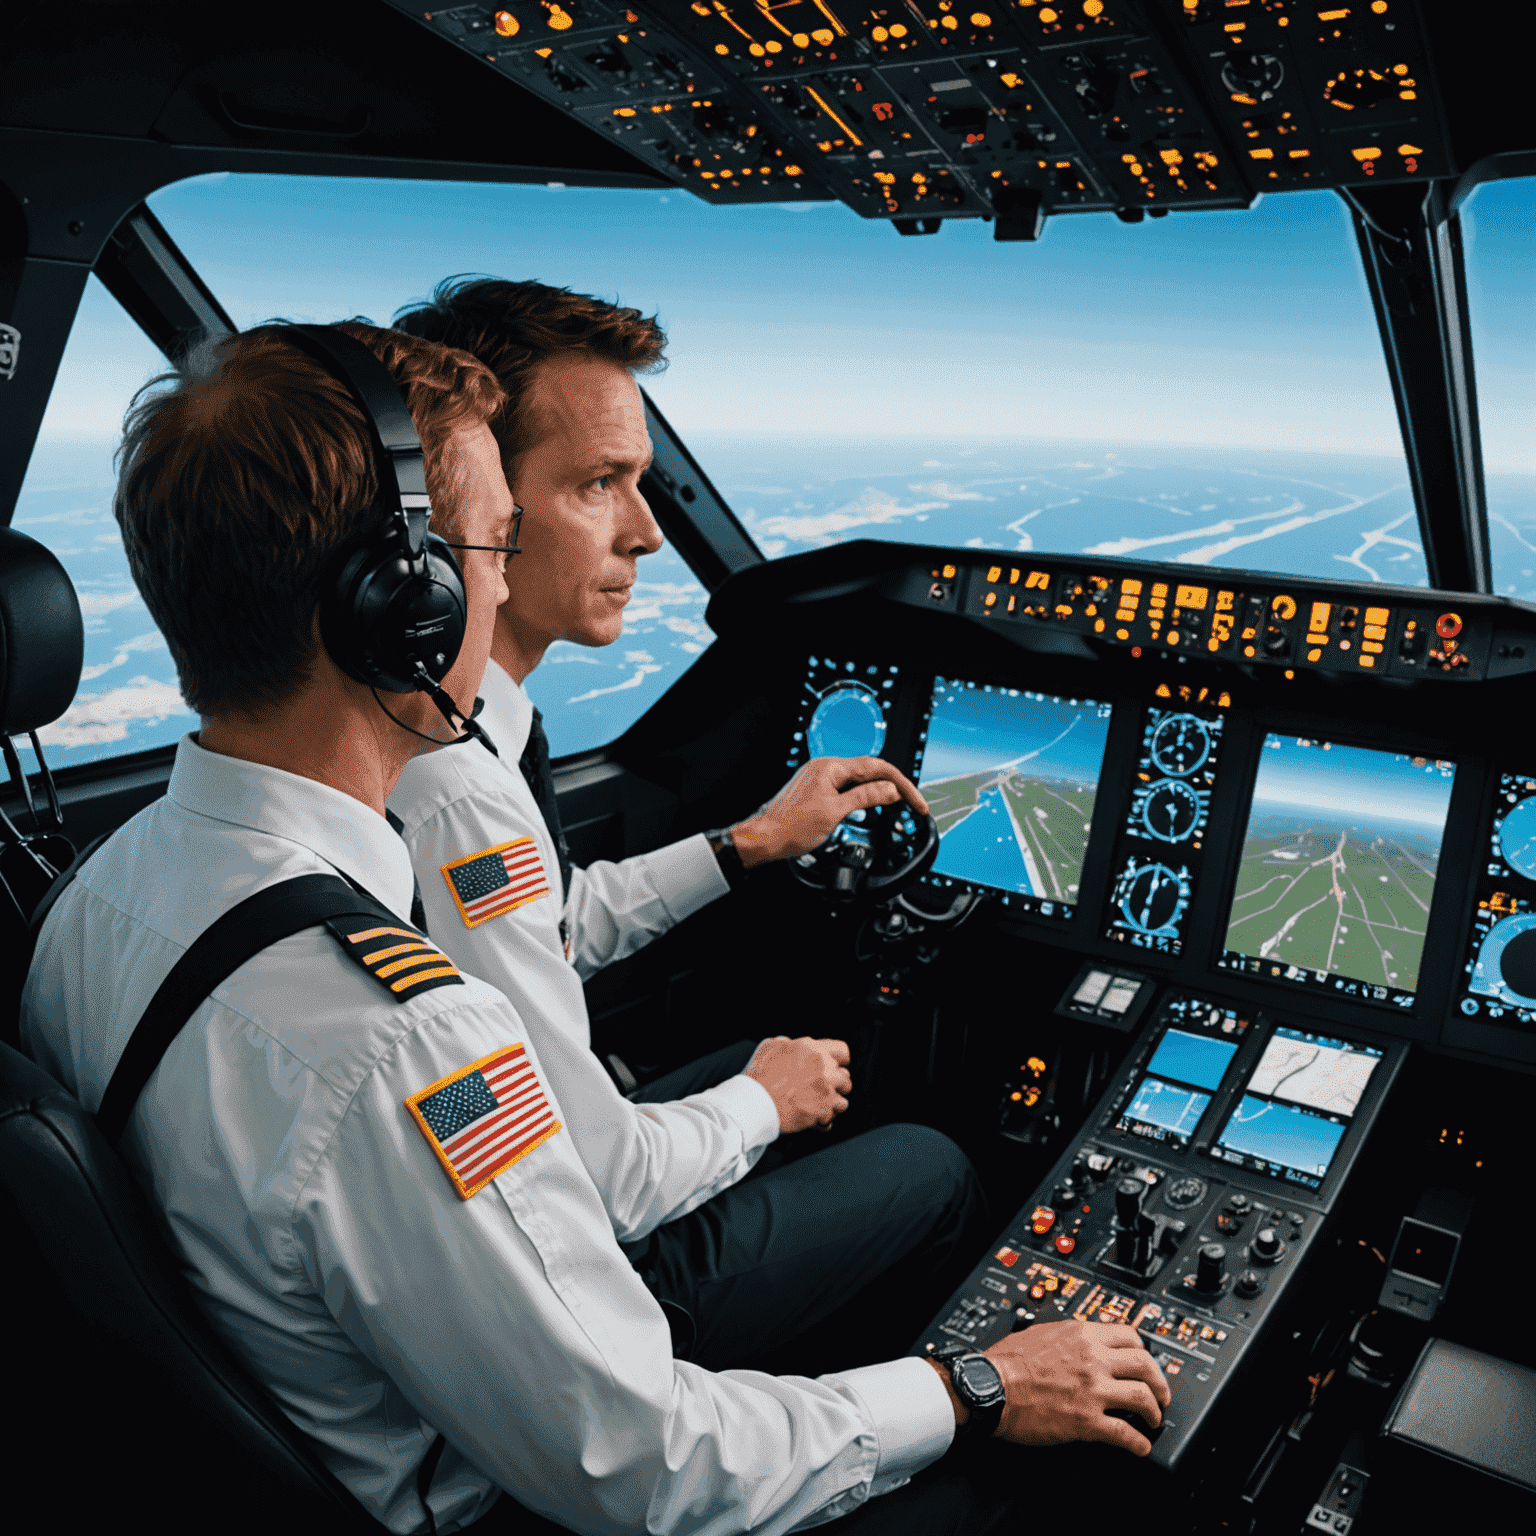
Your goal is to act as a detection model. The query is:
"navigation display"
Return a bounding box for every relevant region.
[1212,1026,1385,1189]
[915,680,1112,917]
[1217,735,1456,1009]
[1114,1026,1239,1149]
[787,657,900,770]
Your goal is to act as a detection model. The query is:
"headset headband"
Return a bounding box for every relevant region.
[279,323,431,546]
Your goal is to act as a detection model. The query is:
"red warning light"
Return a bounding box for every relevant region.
[1435,612,1463,639]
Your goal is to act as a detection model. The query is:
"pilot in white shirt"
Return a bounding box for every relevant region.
[23,317,1168,1535]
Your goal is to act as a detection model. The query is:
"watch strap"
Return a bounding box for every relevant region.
[930,1346,1005,1438]
[705,826,749,890]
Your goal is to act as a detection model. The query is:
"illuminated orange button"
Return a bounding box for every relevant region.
[1031,1206,1056,1235]
[1055,1234,1076,1255]
[1307,648,1321,663]
[1365,606,1390,625]
[1363,624,1386,640]
[1359,654,1376,667]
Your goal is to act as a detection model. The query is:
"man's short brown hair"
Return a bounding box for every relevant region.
[115,320,505,718]
[392,277,666,466]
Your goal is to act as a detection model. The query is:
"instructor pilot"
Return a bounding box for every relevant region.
[388,277,981,1371]
[24,319,1169,1536]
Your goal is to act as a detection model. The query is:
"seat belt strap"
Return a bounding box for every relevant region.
[95,873,397,1146]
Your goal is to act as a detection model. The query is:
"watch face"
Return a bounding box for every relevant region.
[956,1355,1005,1405]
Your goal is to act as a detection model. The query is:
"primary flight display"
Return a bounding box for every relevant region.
[1218,736,1456,1009]
[915,681,1112,915]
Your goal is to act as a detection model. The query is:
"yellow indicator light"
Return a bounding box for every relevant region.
[912,171,927,182]
[1117,628,1129,640]
[536,46,553,56]
[692,1,710,11]
[874,170,896,183]
[804,86,863,145]
[984,591,999,608]
[987,565,1003,582]
[1249,148,1274,160]
[750,41,765,53]
[1399,142,1424,156]
[942,564,957,579]
[494,10,520,37]
[890,21,909,35]
[1025,570,1051,590]
[1393,64,1408,75]
[1011,1091,1023,1102]
[1399,91,1417,100]
[785,163,803,174]
[1309,601,1330,632]
[1095,618,1106,632]
[1122,579,1142,595]
[1284,669,1295,680]
[872,24,889,39]
[1289,148,1311,158]
[545,3,574,29]
[716,42,729,52]
[1176,585,1209,609]
[1352,146,1382,161]
[1039,6,1057,19]
[1160,148,1183,163]
[1224,20,1245,29]
[812,25,835,42]
[701,170,716,178]
[1359,654,1376,667]
[766,37,782,50]
[1364,606,1389,625]
[999,71,1023,86]
[1373,0,1387,8]
[1151,583,1169,598]
[1271,593,1296,619]
[1083,0,1103,13]
[1317,7,1349,18]
[613,106,637,116]
[972,10,994,22]
[943,14,959,26]
[1155,683,1172,698]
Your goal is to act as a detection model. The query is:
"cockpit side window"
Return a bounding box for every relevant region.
[10,276,195,776]
[1462,176,1536,606]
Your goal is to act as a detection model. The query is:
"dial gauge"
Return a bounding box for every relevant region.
[1495,796,1536,882]
[1149,714,1212,777]
[807,681,886,759]
[1470,913,1536,1009]
[1113,859,1190,936]
[1141,778,1201,843]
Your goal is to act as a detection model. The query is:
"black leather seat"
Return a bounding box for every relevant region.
[0,526,377,1531]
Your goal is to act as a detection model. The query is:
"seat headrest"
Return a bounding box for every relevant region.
[0,525,85,734]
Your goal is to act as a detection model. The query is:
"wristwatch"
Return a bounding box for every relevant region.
[704,826,750,890]
[930,1344,1006,1438]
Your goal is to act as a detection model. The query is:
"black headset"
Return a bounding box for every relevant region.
[276,324,517,748]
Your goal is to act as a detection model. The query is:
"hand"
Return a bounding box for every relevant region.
[729,758,930,868]
[953,1322,1171,1457]
[744,1036,853,1134]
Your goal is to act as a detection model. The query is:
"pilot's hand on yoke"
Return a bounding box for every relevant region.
[730,756,929,868]
[744,1035,853,1133]
[928,1320,1172,1458]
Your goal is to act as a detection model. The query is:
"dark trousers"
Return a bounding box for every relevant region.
[625,1040,983,1374]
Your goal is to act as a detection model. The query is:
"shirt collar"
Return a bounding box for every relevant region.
[477,658,533,761]
[166,734,418,921]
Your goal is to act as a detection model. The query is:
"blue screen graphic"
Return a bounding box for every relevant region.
[1217,1095,1347,1179]
[918,683,1112,904]
[1125,1078,1211,1138]
[1146,1028,1239,1092]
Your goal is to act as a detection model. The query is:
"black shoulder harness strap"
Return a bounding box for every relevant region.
[95,872,462,1147]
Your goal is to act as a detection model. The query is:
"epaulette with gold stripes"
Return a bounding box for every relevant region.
[325,915,464,1002]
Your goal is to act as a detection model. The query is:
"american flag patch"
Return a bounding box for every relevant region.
[405,1043,562,1200]
[440,837,550,928]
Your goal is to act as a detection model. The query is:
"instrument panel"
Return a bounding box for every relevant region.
[767,545,1536,1070]
[387,0,1455,227]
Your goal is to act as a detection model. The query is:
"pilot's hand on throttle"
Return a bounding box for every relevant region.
[744,1035,852,1133]
[730,757,929,868]
[972,1321,1171,1456]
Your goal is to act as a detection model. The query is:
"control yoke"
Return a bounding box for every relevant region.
[790,811,940,902]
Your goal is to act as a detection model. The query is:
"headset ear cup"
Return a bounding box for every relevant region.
[318,527,467,695]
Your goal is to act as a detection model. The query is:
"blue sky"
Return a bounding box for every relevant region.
[1251,734,1456,830]
[919,683,1112,785]
[22,172,1421,457]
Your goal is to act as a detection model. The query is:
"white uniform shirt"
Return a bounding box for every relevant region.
[22,736,953,1535]
[390,662,777,1244]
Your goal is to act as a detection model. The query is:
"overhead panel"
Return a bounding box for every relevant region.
[393,0,1453,226]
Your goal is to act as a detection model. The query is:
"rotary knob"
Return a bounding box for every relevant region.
[1250,1227,1285,1265]
[1195,1242,1227,1292]
[1235,1269,1264,1298]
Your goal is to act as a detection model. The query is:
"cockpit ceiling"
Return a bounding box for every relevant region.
[394,0,1455,229]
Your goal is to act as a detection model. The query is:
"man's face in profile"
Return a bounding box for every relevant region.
[505,355,663,655]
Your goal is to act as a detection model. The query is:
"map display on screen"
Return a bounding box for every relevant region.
[1212,1026,1385,1188]
[916,681,1112,910]
[1219,735,1456,1007]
